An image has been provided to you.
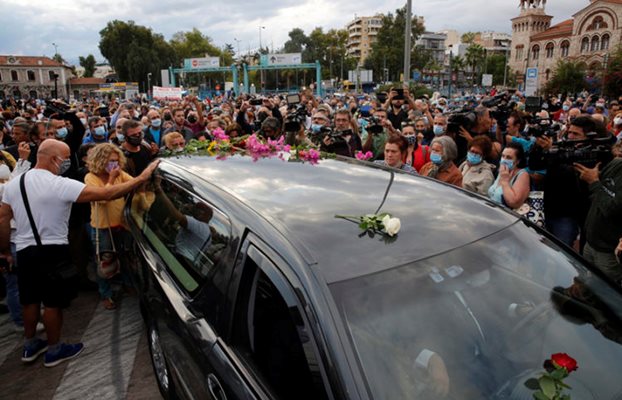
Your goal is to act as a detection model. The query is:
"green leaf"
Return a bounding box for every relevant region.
[524,378,540,390]
[550,368,566,381]
[533,390,549,400]
[539,376,556,398]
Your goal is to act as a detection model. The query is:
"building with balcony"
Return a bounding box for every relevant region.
[346,14,384,65]
[415,32,448,65]
[0,55,73,100]
[508,0,622,91]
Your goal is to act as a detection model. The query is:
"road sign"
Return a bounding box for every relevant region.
[525,67,538,96]
[481,74,493,87]
[184,57,220,69]
[261,53,302,66]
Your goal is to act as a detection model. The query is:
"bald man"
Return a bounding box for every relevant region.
[0,139,158,367]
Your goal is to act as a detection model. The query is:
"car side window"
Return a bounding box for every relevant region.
[131,177,231,294]
[229,255,329,400]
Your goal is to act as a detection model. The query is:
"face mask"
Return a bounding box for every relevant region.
[430,153,443,165]
[500,159,514,170]
[93,126,106,138]
[614,117,622,126]
[511,96,519,102]
[467,152,482,165]
[151,119,162,128]
[562,105,570,112]
[596,103,605,108]
[55,157,71,175]
[311,124,323,134]
[163,114,172,121]
[80,118,87,126]
[116,133,125,142]
[56,127,68,139]
[188,115,197,123]
[126,135,142,146]
[405,135,417,145]
[105,160,119,173]
[433,125,445,136]
[173,147,184,153]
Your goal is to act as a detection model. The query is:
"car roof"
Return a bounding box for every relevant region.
[167,155,518,284]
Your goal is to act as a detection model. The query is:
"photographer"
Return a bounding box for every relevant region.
[362,109,397,161]
[458,105,501,162]
[576,156,622,284]
[320,110,361,158]
[383,88,410,130]
[528,116,597,247]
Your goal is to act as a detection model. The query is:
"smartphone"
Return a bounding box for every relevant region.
[249,99,263,106]
[286,94,300,105]
[394,88,404,100]
[377,93,388,103]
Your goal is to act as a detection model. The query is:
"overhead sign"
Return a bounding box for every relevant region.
[525,67,538,96]
[183,57,220,69]
[98,82,139,92]
[261,53,302,66]
[481,74,493,87]
[152,86,183,100]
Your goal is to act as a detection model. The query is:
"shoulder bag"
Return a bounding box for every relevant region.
[94,201,121,279]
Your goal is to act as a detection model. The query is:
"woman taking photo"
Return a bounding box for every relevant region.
[85,143,134,310]
[487,142,530,209]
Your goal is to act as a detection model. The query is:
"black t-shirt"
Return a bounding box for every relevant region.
[123,144,153,176]
[387,107,409,130]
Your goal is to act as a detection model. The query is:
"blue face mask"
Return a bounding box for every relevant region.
[56,127,68,139]
[562,105,570,112]
[405,135,417,145]
[467,152,482,165]
[433,125,445,136]
[93,126,106,138]
[500,159,514,170]
[151,119,162,128]
[311,124,323,134]
[430,153,443,165]
[116,133,125,142]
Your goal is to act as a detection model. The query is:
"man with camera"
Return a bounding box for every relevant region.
[319,110,362,158]
[362,109,398,160]
[384,88,410,130]
[457,105,501,162]
[529,116,598,247]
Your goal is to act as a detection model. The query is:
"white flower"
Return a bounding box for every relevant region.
[382,215,401,236]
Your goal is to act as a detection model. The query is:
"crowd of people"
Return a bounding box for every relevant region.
[0,85,621,368]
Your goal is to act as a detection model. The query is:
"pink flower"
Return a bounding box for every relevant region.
[212,128,229,142]
[355,151,373,161]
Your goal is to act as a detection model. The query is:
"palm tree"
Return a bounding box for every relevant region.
[451,55,466,85]
[465,44,485,86]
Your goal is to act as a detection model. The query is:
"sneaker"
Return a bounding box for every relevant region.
[22,339,48,363]
[14,322,46,335]
[44,343,84,368]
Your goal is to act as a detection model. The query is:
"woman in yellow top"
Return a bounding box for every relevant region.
[85,143,134,310]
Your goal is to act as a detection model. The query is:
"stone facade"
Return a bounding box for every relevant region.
[0,55,74,99]
[509,0,622,91]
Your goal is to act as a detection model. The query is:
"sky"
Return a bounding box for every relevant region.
[0,0,587,65]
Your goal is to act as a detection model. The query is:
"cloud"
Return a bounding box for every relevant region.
[0,0,587,65]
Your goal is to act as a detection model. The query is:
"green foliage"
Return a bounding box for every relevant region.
[79,54,97,78]
[365,8,426,82]
[604,45,622,97]
[465,44,486,84]
[99,20,176,85]
[169,28,232,66]
[52,53,66,64]
[377,83,432,98]
[461,32,479,45]
[543,60,587,95]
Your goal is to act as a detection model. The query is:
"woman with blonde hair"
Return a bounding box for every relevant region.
[85,143,134,310]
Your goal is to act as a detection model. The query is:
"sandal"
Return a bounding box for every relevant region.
[102,298,116,310]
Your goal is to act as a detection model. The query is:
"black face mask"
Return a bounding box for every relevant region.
[126,135,142,146]
[163,114,172,121]
[258,112,269,122]
[188,115,197,123]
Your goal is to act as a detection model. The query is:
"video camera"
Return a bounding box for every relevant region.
[284,103,307,132]
[43,100,71,118]
[482,92,516,130]
[365,116,384,134]
[546,133,614,168]
[447,109,476,135]
[525,117,561,138]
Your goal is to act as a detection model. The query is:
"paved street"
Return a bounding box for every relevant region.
[0,290,162,400]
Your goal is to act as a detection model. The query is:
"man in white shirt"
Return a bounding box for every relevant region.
[0,139,158,367]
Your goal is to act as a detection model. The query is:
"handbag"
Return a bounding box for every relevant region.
[19,172,78,280]
[514,190,546,227]
[94,202,121,279]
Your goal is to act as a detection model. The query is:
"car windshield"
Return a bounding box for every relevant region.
[330,222,622,400]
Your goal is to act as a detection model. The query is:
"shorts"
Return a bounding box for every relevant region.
[17,244,77,309]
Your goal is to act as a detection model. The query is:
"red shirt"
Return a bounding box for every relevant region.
[403,145,431,172]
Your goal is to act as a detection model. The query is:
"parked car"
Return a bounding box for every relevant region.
[126,154,622,400]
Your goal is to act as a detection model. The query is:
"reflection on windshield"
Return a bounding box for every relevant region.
[331,223,622,400]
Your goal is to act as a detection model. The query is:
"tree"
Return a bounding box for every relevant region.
[604,45,622,97]
[99,20,176,86]
[79,54,97,77]
[461,32,479,45]
[465,44,485,85]
[52,53,66,65]
[543,60,587,95]
[283,28,309,54]
[364,8,426,82]
[169,28,227,66]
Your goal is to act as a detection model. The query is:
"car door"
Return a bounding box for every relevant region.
[208,236,335,400]
[127,173,249,399]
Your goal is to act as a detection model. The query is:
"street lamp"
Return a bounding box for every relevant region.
[259,26,266,92]
[52,42,58,57]
[51,72,59,99]
[147,73,152,100]
[258,26,266,52]
[234,38,242,59]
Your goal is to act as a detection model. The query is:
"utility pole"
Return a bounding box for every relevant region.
[448,47,453,99]
[259,26,266,92]
[503,46,509,88]
[403,0,412,86]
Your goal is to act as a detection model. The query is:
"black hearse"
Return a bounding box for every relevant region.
[126,154,622,400]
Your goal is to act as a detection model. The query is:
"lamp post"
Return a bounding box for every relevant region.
[234,38,242,59]
[147,72,152,100]
[403,0,412,85]
[259,26,266,92]
[52,42,58,57]
[503,45,510,88]
[51,72,59,99]
[448,45,453,99]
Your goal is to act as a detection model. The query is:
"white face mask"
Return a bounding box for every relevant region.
[615,117,622,126]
